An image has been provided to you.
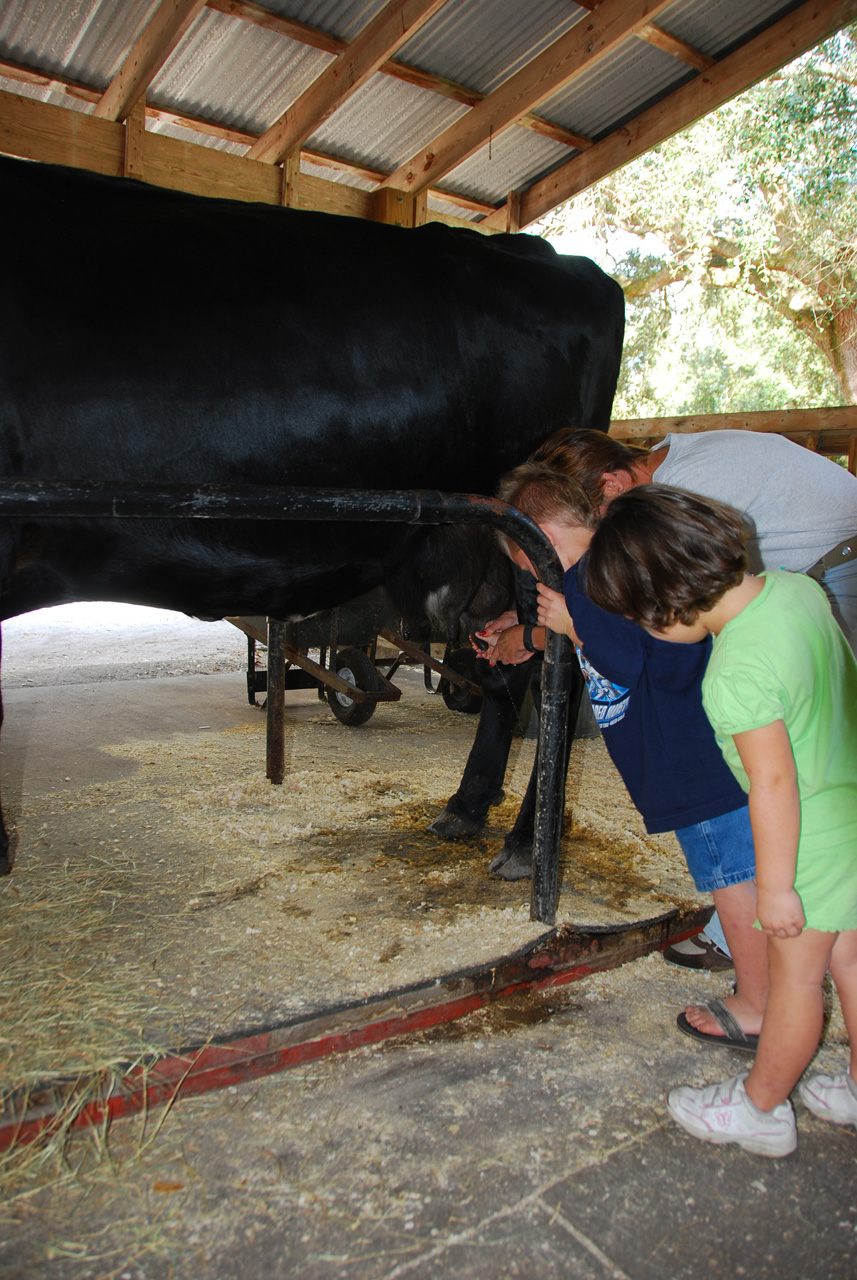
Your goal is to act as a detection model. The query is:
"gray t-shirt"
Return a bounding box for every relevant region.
[651,430,857,573]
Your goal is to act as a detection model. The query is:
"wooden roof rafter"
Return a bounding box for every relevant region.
[0,0,720,217]
[93,0,207,122]
[245,0,450,165]
[0,0,854,238]
[0,54,495,219]
[573,0,715,73]
[206,0,594,152]
[480,0,857,230]
[380,0,679,194]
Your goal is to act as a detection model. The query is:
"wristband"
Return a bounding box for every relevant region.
[522,624,537,653]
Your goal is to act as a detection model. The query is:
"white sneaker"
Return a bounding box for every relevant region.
[798,1072,857,1128]
[667,1073,797,1157]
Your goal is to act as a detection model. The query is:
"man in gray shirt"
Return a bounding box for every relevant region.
[536,427,857,651]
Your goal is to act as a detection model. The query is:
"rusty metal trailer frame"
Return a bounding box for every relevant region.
[0,904,712,1153]
[0,480,571,926]
[226,606,482,722]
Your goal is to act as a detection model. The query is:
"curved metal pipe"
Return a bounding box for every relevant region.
[0,481,571,922]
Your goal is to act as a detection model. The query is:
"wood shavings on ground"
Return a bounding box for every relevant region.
[0,681,698,1098]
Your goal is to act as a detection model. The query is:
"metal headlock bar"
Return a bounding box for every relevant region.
[0,480,573,924]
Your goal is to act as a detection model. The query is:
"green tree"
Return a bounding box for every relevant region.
[537,24,857,413]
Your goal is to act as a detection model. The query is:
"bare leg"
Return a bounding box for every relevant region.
[684,879,768,1036]
[828,928,857,1083]
[744,929,837,1112]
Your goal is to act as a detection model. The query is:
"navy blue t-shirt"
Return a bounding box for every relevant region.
[565,556,747,834]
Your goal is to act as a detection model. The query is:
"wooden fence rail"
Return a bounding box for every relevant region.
[609,408,857,473]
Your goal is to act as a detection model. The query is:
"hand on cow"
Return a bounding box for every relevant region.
[536,583,579,645]
[473,623,536,667]
[478,610,520,637]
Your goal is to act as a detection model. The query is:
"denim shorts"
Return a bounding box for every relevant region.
[674,805,756,892]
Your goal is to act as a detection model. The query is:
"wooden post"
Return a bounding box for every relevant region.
[372,187,417,227]
[280,152,300,207]
[849,436,857,476]
[505,190,522,233]
[266,619,286,785]
[123,94,146,180]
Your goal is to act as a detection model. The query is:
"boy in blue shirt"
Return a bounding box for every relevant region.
[492,463,768,1052]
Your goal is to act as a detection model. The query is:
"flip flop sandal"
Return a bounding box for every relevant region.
[676,997,760,1053]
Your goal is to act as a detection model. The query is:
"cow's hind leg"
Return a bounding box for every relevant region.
[490,659,584,881]
[428,660,533,839]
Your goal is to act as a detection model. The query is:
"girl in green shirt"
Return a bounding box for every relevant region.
[586,484,857,1158]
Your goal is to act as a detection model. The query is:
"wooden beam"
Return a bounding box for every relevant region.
[609,407,857,440]
[280,151,300,207]
[207,0,591,147]
[483,0,857,229]
[144,103,253,146]
[246,0,449,165]
[145,108,496,213]
[576,0,716,71]
[373,187,418,227]
[94,0,206,122]
[519,113,592,151]
[205,0,342,55]
[381,0,675,195]
[0,56,101,104]
[505,190,522,234]
[636,25,714,72]
[123,94,147,178]
[0,86,488,233]
[0,52,499,215]
[302,149,494,214]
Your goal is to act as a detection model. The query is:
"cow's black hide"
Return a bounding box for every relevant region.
[0,155,624,873]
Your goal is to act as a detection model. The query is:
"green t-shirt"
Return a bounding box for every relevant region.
[702,570,857,930]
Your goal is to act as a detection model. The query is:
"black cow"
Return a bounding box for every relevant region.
[0,154,624,874]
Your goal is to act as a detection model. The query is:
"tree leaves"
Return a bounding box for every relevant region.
[537,24,857,410]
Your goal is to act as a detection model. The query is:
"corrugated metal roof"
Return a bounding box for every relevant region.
[395,0,587,96]
[659,0,801,60]
[540,37,696,143]
[0,0,157,86]
[307,73,464,172]
[151,9,331,132]
[0,0,831,224]
[438,124,570,207]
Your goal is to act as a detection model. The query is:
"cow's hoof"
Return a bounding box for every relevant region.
[0,857,9,877]
[428,807,483,840]
[490,849,532,881]
[488,846,511,873]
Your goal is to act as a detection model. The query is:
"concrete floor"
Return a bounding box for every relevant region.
[0,605,855,1280]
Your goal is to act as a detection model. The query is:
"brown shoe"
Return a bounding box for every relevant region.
[663,933,733,972]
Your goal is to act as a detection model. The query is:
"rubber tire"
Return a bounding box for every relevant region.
[327,647,379,726]
[440,647,483,714]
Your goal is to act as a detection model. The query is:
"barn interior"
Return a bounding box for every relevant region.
[1,3,856,1278]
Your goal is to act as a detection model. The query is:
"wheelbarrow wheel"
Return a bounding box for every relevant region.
[327,648,379,726]
[440,647,483,714]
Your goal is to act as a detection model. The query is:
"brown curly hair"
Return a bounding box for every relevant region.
[585,486,748,630]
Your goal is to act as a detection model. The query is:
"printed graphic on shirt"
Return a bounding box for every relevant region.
[577,651,630,727]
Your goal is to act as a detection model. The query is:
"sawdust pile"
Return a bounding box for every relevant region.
[0,677,699,1096]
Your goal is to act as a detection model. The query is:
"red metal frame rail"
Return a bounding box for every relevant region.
[0,905,711,1152]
